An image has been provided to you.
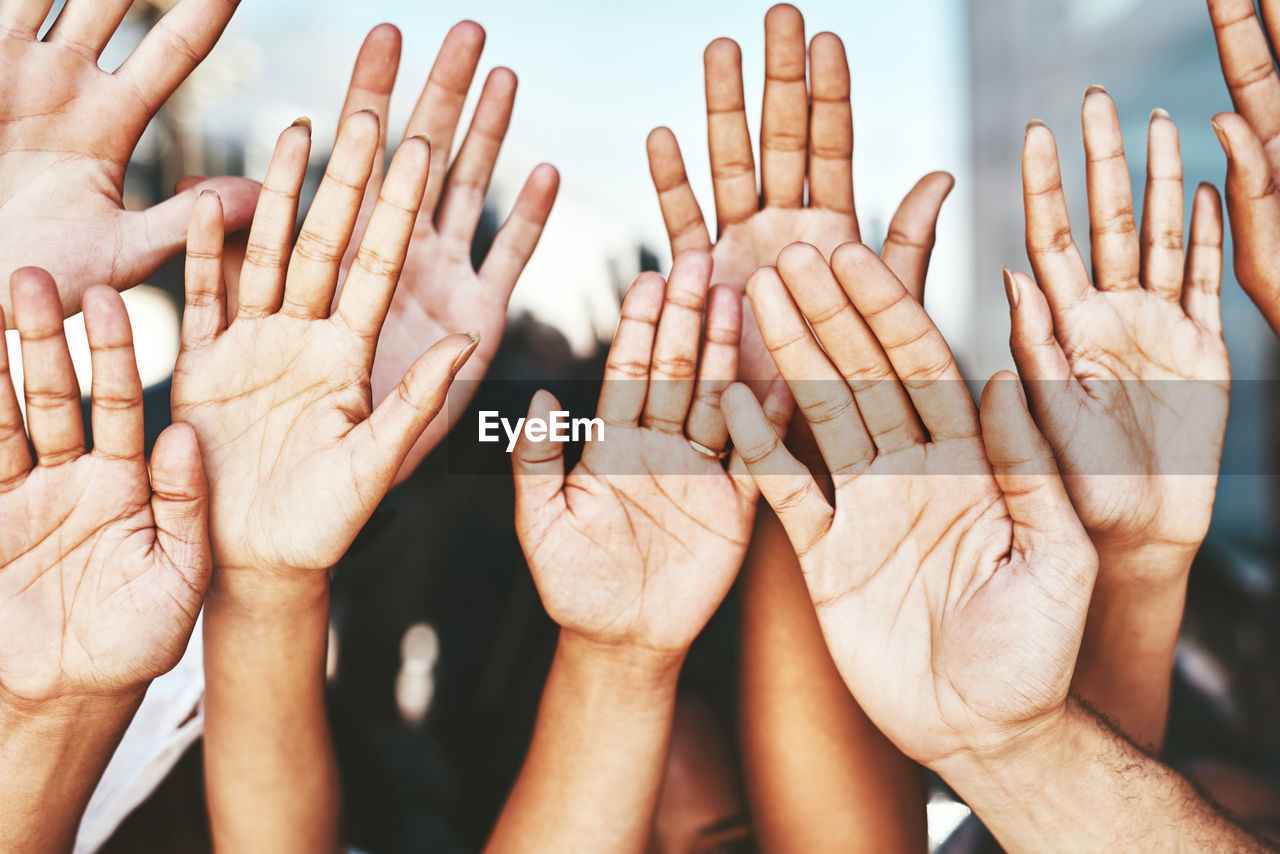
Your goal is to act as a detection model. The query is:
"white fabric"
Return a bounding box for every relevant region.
[73,615,206,854]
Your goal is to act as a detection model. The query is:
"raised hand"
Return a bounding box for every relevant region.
[329,22,559,478]
[723,242,1097,766]
[512,250,792,658]
[0,268,209,705]
[1012,90,1229,575]
[170,110,478,580]
[646,3,953,381]
[0,0,259,322]
[1206,0,1280,335]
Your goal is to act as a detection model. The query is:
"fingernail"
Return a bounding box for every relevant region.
[1084,83,1107,97]
[451,332,481,374]
[200,189,221,202]
[1211,120,1231,159]
[1026,119,1047,134]
[1002,266,1020,309]
[357,106,381,123]
[1150,107,1170,123]
[291,116,313,133]
[408,132,432,150]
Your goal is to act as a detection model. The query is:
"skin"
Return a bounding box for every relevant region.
[722,244,1261,853]
[0,0,260,323]
[0,270,211,853]
[488,251,793,854]
[172,111,479,854]
[202,22,560,481]
[647,7,945,847]
[1206,0,1280,336]
[1011,91,1229,750]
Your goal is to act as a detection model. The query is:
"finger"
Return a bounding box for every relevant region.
[880,171,955,301]
[1081,87,1140,291]
[722,382,833,556]
[46,0,133,57]
[642,251,711,433]
[979,372,1090,566]
[512,389,568,525]
[597,273,666,426]
[1140,109,1186,300]
[182,190,226,349]
[1004,268,1073,385]
[705,37,758,229]
[355,333,479,486]
[237,121,311,319]
[685,284,741,453]
[121,176,259,299]
[406,20,487,213]
[647,128,712,254]
[11,268,84,465]
[1183,183,1226,337]
[727,375,795,496]
[115,0,242,113]
[761,4,807,209]
[82,287,144,462]
[831,243,978,441]
[747,265,874,478]
[149,422,212,592]
[339,24,402,192]
[1023,121,1094,314]
[1207,0,1280,176]
[779,242,924,453]
[436,67,517,246]
[0,0,55,36]
[807,31,855,216]
[282,109,380,319]
[478,163,560,300]
[0,304,31,489]
[1214,112,1280,334]
[334,135,431,341]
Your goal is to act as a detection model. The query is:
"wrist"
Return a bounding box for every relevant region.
[1094,541,1197,590]
[554,630,685,696]
[207,564,331,616]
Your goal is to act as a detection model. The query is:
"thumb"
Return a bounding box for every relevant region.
[512,389,568,525]
[354,332,480,488]
[880,170,954,301]
[149,422,212,595]
[117,177,262,292]
[979,371,1091,580]
[1212,112,1280,335]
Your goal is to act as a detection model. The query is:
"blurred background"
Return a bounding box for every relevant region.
[6,0,1274,851]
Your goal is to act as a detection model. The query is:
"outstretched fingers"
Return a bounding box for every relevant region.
[597,273,666,427]
[642,251,711,433]
[1023,122,1093,312]
[478,163,560,300]
[685,284,741,454]
[1140,109,1186,300]
[83,287,144,463]
[148,422,213,592]
[11,268,84,466]
[1182,183,1225,336]
[1081,87,1140,291]
[115,0,243,114]
[182,190,227,350]
[647,128,712,254]
[1214,112,1280,333]
[512,389,569,527]
[0,305,30,488]
[806,31,855,217]
[760,4,808,209]
[880,172,955,301]
[704,37,758,229]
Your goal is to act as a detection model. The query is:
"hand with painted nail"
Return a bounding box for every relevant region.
[512,250,792,657]
[492,250,792,854]
[1012,92,1229,750]
[722,239,1097,766]
[646,3,953,383]
[327,22,559,479]
[0,270,210,853]
[1207,0,1280,335]
[0,0,260,323]
[171,110,479,580]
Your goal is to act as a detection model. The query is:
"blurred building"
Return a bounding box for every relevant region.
[966,0,1279,539]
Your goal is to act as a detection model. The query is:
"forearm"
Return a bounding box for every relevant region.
[940,699,1266,853]
[1074,548,1193,751]
[486,631,682,854]
[203,570,339,854]
[0,690,143,853]
[740,509,926,853]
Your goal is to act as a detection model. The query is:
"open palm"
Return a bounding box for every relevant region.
[172,112,477,576]
[0,272,209,703]
[724,244,1097,765]
[514,252,791,654]
[0,0,259,322]
[1011,92,1229,560]
[646,4,953,382]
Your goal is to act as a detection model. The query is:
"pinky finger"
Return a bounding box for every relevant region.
[182,190,227,350]
[1183,182,1225,337]
[723,382,832,556]
[646,127,713,254]
[478,163,560,302]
